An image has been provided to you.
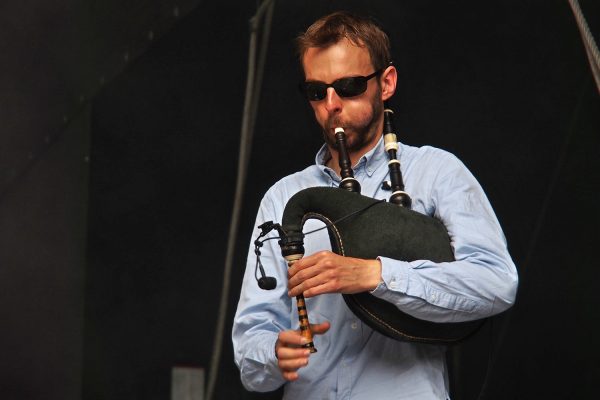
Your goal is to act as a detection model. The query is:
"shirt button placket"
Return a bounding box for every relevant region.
[337,356,352,400]
[337,321,360,399]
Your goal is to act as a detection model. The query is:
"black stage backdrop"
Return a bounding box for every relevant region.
[85,1,599,399]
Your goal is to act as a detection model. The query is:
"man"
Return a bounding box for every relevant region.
[232,11,518,400]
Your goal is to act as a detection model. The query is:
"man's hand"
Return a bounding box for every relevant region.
[276,322,330,381]
[287,250,382,298]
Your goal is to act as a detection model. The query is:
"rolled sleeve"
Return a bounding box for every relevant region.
[369,151,518,323]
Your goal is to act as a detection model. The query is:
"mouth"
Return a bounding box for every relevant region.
[325,116,345,131]
[326,123,349,134]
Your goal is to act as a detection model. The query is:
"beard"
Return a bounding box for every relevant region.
[321,88,384,153]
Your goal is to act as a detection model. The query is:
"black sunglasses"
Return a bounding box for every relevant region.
[299,70,382,101]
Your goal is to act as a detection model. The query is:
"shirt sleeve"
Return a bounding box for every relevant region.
[371,153,518,323]
[231,190,290,392]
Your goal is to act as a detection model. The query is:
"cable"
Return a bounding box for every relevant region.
[568,0,600,94]
[204,1,275,400]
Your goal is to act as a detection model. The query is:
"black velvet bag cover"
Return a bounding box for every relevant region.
[280,187,484,344]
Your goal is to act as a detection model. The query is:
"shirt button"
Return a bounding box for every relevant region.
[351,321,358,330]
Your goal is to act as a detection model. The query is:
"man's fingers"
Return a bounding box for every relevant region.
[288,252,382,296]
[278,354,309,371]
[289,273,331,297]
[276,333,310,381]
[277,346,310,361]
[282,371,299,381]
[288,251,324,276]
[278,330,309,347]
[276,323,330,381]
[310,321,331,334]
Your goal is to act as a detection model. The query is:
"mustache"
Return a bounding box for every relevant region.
[325,118,354,133]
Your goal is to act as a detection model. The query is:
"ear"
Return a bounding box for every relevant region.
[380,65,397,101]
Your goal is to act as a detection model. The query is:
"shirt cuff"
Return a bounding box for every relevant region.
[370,256,410,295]
[239,333,285,391]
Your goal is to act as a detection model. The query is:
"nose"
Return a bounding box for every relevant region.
[324,87,342,114]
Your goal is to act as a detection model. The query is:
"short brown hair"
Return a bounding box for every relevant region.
[296,11,391,71]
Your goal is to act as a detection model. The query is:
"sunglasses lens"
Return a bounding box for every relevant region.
[333,77,367,97]
[300,82,327,101]
[304,83,327,101]
[301,73,375,101]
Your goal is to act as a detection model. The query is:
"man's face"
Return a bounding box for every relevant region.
[302,39,383,153]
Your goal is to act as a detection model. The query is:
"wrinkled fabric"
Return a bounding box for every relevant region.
[232,137,518,399]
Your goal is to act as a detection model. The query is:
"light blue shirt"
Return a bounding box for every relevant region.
[232,137,518,399]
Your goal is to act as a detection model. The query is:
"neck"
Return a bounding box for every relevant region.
[326,119,383,176]
[326,147,365,176]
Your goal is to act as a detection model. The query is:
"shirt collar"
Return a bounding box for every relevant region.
[314,135,395,178]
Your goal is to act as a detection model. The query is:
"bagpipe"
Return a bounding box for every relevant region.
[254,106,484,352]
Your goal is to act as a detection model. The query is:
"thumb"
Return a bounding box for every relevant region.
[310,321,331,335]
